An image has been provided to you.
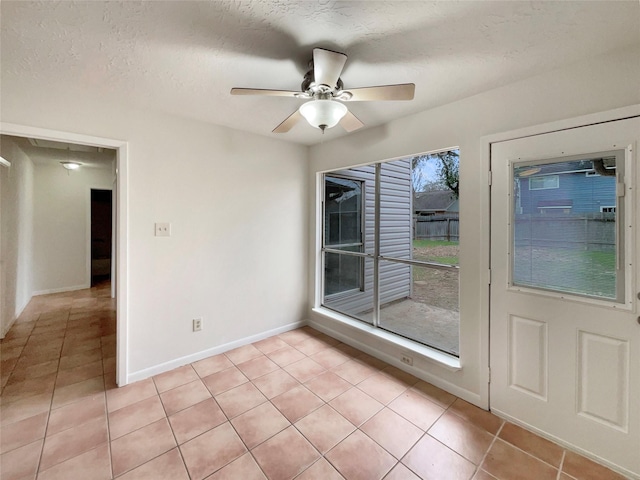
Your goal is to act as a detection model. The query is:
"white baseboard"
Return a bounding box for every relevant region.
[32,284,90,296]
[1,295,33,338]
[126,320,306,384]
[307,316,482,408]
[492,408,639,480]
[1,318,15,338]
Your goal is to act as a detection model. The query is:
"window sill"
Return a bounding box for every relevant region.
[310,307,462,372]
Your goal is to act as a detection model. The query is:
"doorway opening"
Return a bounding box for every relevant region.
[0,124,127,386]
[91,189,113,287]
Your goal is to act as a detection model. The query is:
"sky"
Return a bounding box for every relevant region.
[420,157,439,182]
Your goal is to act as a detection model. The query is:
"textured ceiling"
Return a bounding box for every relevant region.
[1,1,639,146]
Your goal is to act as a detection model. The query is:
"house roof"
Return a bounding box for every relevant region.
[414,190,457,212]
[518,157,617,177]
[1,1,638,146]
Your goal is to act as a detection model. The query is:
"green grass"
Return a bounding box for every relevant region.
[587,250,616,269]
[413,239,459,248]
[513,247,616,299]
[426,256,458,265]
[413,239,459,265]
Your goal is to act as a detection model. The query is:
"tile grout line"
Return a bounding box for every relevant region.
[150,374,193,480]
[225,342,321,475]
[36,304,104,477]
[490,425,567,475]
[25,310,50,480]
[279,349,410,479]
[473,418,504,478]
[556,450,566,480]
[34,308,64,479]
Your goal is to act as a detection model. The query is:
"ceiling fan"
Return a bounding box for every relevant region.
[230,48,415,134]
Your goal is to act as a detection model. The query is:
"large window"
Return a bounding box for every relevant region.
[321,151,461,356]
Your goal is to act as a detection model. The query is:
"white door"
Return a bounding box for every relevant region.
[490,116,640,477]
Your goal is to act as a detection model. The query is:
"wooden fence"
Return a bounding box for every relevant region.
[514,213,615,251]
[414,215,459,241]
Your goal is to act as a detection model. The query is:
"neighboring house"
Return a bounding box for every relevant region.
[517,159,616,215]
[413,190,459,217]
[323,160,412,318]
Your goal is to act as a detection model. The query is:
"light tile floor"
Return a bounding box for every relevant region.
[0,283,628,480]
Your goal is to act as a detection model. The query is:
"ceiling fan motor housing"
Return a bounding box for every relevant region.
[301,64,344,95]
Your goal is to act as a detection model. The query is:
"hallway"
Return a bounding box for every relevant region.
[0,285,626,479]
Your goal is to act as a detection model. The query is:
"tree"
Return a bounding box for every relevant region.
[434,150,459,198]
[411,150,459,197]
[411,155,428,193]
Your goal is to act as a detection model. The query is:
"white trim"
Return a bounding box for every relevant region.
[0,156,11,168]
[314,173,324,309]
[0,297,30,338]
[0,122,129,387]
[483,105,640,145]
[127,320,306,383]
[311,307,460,369]
[308,312,484,406]
[33,284,90,296]
[315,145,460,175]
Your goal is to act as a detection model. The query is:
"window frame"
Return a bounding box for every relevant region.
[528,174,559,190]
[322,174,366,298]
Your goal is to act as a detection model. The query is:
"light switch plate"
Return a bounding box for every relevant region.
[155,222,171,237]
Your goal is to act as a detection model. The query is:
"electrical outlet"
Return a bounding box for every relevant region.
[401,354,413,366]
[155,222,171,237]
[192,318,202,332]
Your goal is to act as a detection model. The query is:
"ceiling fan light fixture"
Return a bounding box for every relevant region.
[299,99,347,132]
[61,161,82,170]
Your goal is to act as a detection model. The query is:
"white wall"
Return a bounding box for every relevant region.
[0,137,34,336]
[308,44,640,405]
[124,118,309,375]
[32,162,114,294]
[0,88,309,379]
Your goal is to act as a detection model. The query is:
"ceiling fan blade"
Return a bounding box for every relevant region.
[273,110,303,133]
[340,110,364,132]
[342,83,415,101]
[313,48,347,89]
[231,88,301,97]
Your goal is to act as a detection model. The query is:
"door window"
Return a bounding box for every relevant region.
[512,152,624,302]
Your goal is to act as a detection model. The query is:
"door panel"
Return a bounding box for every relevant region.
[490,117,639,477]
